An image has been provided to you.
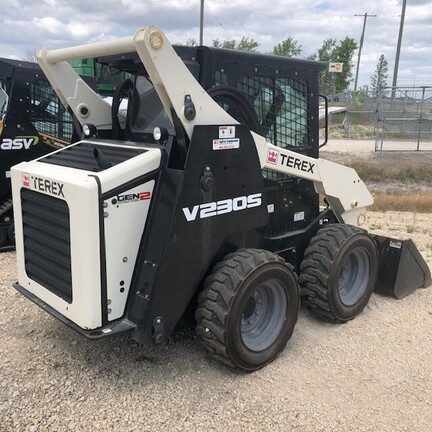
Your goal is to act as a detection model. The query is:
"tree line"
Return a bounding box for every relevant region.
[23,33,388,97]
[182,36,388,97]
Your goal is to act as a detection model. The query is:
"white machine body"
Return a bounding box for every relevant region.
[12,141,160,329]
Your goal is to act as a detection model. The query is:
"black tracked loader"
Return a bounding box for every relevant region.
[0,58,75,251]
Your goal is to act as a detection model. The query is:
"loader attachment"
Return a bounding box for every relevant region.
[373,235,431,299]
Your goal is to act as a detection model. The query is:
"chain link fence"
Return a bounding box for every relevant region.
[326,86,432,152]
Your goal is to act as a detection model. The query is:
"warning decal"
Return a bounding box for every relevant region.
[219,126,236,139]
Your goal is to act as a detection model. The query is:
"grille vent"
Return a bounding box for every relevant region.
[21,188,72,303]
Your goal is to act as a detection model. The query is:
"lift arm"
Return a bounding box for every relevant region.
[36,26,372,226]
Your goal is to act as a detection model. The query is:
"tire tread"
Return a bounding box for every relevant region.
[196,249,295,369]
[299,224,372,323]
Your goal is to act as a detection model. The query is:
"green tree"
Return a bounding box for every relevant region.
[309,37,358,95]
[213,39,236,49]
[177,38,198,47]
[23,48,37,63]
[272,37,302,57]
[212,37,259,52]
[370,54,388,97]
[185,38,198,47]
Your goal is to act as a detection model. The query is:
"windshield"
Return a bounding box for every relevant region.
[130,76,174,135]
[0,83,8,120]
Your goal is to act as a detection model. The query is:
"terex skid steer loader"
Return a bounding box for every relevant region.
[11,27,430,371]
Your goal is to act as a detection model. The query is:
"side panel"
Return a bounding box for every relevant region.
[12,162,103,329]
[128,124,268,343]
[103,180,155,321]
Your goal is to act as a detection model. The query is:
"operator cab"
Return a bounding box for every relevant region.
[92,47,326,240]
[95,46,324,157]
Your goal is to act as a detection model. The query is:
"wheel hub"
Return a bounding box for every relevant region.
[338,249,370,306]
[242,293,264,324]
[240,280,287,352]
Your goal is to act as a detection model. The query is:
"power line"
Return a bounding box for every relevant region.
[199,0,253,47]
[204,1,229,38]
[206,0,361,23]
[4,0,383,26]
[353,12,377,91]
[221,0,248,33]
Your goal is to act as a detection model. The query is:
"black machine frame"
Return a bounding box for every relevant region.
[34,46,335,345]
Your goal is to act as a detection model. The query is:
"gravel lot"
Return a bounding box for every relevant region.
[1,210,431,432]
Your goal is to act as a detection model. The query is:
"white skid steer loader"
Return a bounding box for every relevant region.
[11,26,430,371]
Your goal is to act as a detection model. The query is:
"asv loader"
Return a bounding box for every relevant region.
[0,58,73,251]
[0,58,98,251]
[11,27,430,371]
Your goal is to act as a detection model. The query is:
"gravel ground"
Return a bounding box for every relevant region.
[1,211,431,432]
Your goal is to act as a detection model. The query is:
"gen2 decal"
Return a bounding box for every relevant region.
[116,191,151,204]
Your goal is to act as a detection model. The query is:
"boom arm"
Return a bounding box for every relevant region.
[252,132,373,225]
[36,26,372,226]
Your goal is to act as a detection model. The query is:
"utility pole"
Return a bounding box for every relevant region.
[392,0,407,98]
[354,12,377,91]
[199,0,204,46]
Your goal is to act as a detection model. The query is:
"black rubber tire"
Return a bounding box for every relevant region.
[0,226,7,248]
[7,223,14,245]
[299,224,378,323]
[196,249,299,371]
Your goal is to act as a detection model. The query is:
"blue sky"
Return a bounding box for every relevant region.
[1,0,431,88]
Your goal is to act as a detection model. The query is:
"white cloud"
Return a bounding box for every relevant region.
[66,22,92,38]
[0,0,430,86]
[33,16,63,34]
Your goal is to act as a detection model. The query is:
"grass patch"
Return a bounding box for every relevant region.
[352,162,385,182]
[370,191,432,213]
[350,161,432,184]
[394,166,432,183]
[320,152,432,212]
